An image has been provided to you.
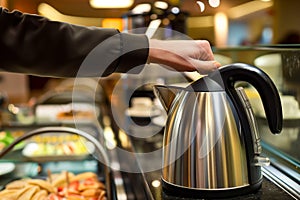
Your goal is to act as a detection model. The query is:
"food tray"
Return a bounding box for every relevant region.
[22,141,95,162]
[0,126,114,200]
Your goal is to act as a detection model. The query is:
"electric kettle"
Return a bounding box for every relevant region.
[153,63,282,198]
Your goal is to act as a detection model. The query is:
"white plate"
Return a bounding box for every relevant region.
[125,107,161,118]
[0,162,15,176]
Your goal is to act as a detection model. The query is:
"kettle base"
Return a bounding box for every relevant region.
[162,178,263,199]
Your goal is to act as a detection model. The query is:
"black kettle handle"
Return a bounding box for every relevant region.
[210,63,282,134]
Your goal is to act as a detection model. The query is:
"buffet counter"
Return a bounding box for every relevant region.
[0,45,299,200]
[0,110,297,200]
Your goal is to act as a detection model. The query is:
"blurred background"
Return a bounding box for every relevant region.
[0,0,300,103]
[2,0,300,45]
[0,2,299,198]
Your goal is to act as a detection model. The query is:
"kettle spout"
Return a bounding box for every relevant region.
[153,85,181,113]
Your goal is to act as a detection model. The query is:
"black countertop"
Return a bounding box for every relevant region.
[143,171,294,200]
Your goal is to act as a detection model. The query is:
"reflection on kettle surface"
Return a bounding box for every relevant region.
[162,91,249,187]
[154,63,282,198]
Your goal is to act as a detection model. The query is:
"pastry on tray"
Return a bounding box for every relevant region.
[0,171,106,200]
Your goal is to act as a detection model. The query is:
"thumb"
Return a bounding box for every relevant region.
[192,60,221,74]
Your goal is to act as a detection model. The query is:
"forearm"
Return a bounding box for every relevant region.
[0,8,149,77]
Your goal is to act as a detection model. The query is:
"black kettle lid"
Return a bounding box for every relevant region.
[187,71,225,92]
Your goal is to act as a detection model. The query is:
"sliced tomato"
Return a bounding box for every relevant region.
[57,186,64,192]
[57,188,66,197]
[69,180,80,191]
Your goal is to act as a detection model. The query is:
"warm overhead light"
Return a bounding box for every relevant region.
[131,3,152,14]
[154,1,168,10]
[214,12,228,46]
[208,0,220,8]
[171,7,180,14]
[89,0,134,8]
[196,1,205,12]
[102,18,123,30]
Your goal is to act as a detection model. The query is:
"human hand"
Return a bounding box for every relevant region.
[148,39,221,74]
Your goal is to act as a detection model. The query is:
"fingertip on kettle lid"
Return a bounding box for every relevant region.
[213,61,221,68]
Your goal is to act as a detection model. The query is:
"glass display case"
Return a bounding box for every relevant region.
[0,79,151,200]
[0,124,114,199]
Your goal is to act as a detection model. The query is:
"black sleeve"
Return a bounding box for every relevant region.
[0,7,149,77]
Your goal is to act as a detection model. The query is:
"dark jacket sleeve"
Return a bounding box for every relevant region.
[0,7,149,77]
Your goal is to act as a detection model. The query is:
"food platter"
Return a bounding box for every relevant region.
[22,141,95,162]
[0,171,107,200]
[0,126,113,200]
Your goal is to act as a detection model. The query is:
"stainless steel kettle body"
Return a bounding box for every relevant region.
[154,63,282,198]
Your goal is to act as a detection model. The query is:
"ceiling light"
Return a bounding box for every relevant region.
[214,12,228,46]
[89,0,134,8]
[171,7,180,14]
[208,0,220,8]
[154,1,168,10]
[196,1,205,12]
[131,3,152,14]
